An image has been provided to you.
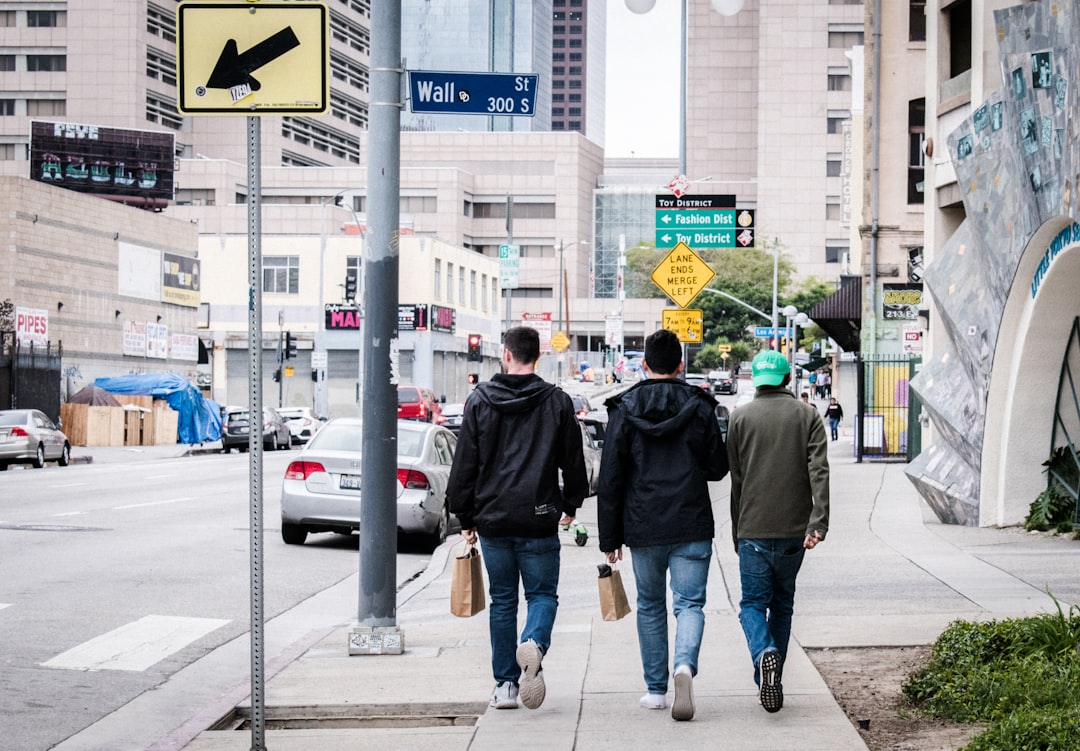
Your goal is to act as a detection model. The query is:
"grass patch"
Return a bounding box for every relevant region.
[903,595,1080,750]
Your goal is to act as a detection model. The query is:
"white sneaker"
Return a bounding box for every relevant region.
[671,664,695,721]
[489,682,519,709]
[640,693,667,710]
[516,640,546,710]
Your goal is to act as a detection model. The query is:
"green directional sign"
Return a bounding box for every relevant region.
[657,228,755,249]
[655,209,736,230]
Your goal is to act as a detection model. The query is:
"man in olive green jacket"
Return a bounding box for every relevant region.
[727,350,829,714]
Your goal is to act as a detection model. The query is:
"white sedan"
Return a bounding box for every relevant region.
[279,418,459,550]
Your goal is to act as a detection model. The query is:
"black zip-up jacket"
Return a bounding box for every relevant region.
[597,378,729,551]
[447,373,588,538]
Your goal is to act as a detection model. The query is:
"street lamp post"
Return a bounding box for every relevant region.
[557,239,588,384]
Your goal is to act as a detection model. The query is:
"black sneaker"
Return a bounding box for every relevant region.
[758,650,783,713]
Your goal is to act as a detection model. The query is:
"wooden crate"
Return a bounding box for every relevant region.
[115,395,153,410]
[124,407,147,446]
[149,402,179,444]
[60,403,126,446]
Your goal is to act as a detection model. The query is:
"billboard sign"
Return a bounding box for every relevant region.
[29,121,175,204]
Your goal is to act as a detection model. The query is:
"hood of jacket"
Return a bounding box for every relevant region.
[606,378,712,437]
[472,372,558,414]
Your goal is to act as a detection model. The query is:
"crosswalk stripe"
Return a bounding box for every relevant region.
[42,615,230,672]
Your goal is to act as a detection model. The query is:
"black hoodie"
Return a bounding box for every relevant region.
[597,378,728,550]
[447,372,588,538]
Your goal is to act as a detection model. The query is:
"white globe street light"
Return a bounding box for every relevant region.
[711,0,745,16]
[625,0,656,13]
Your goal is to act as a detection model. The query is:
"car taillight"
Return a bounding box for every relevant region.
[397,468,430,489]
[10,426,28,437]
[418,404,428,418]
[435,414,446,425]
[285,461,325,480]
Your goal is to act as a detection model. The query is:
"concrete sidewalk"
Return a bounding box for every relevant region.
[157,438,1080,751]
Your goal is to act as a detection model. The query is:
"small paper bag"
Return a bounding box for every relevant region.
[450,544,486,618]
[597,563,631,621]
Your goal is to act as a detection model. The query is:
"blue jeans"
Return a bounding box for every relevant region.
[738,538,805,684]
[828,417,840,440]
[630,539,712,694]
[479,534,561,685]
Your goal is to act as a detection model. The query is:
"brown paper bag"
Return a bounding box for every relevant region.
[450,544,486,617]
[598,564,631,621]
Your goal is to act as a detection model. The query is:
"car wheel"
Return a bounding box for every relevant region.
[428,505,450,551]
[281,523,308,545]
[58,443,70,467]
[33,444,45,468]
[0,463,7,471]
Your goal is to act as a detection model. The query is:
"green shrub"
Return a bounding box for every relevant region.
[1025,446,1079,530]
[963,706,1080,751]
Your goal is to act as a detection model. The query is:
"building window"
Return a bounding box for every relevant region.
[553,107,564,117]
[827,27,864,48]
[825,245,848,264]
[0,11,15,26]
[569,38,582,49]
[827,110,850,134]
[27,99,65,116]
[552,122,565,130]
[553,66,565,76]
[570,24,583,34]
[434,260,441,300]
[908,98,925,204]
[552,80,565,90]
[553,52,565,62]
[0,56,14,71]
[263,257,299,294]
[552,93,564,103]
[147,4,176,42]
[553,38,565,48]
[28,10,64,27]
[446,263,454,302]
[569,107,581,116]
[146,91,184,130]
[569,121,582,131]
[569,66,582,76]
[826,153,842,177]
[945,0,971,78]
[0,100,14,116]
[553,24,565,34]
[827,72,851,92]
[27,55,66,72]
[825,197,841,221]
[470,270,477,308]
[492,279,498,309]
[909,0,926,42]
[0,144,16,159]
[568,80,582,89]
[458,267,465,304]
[569,52,582,62]
[147,48,177,86]
[482,273,488,310]
[568,93,582,103]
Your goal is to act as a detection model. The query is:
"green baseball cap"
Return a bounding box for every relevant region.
[751,349,791,388]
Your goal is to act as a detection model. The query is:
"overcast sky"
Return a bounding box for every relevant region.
[604,1,680,158]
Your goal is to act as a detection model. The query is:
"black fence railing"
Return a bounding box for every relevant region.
[1,339,63,422]
[855,354,922,463]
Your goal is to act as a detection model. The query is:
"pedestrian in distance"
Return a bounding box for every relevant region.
[824,397,844,441]
[727,350,830,714]
[597,328,729,721]
[447,326,590,711]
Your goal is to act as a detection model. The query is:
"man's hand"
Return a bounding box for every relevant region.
[559,513,575,527]
[605,546,623,564]
[804,531,824,549]
[461,528,478,545]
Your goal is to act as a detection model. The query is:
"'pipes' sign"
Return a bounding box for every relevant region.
[15,307,48,347]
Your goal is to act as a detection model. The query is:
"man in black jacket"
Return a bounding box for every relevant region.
[447,326,588,712]
[597,328,728,721]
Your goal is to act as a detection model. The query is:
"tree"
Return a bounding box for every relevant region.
[693,247,796,343]
[622,241,667,299]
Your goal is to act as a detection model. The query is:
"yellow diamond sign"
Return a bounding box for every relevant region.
[550,331,570,352]
[651,242,715,308]
[662,308,703,344]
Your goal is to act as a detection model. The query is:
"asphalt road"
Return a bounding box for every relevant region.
[0,450,430,751]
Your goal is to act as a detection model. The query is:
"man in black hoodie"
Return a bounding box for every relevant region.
[447,326,589,712]
[597,328,728,721]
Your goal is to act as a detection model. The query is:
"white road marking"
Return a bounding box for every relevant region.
[0,603,10,611]
[113,497,195,510]
[42,615,230,672]
[51,511,86,517]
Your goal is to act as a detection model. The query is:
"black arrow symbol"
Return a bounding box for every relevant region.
[206,26,300,91]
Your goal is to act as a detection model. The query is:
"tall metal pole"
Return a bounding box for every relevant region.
[771,238,779,350]
[504,197,514,332]
[315,200,326,418]
[557,239,564,384]
[355,0,400,640]
[679,0,687,176]
[244,115,267,751]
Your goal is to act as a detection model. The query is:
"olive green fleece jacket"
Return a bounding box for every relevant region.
[726,386,830,553]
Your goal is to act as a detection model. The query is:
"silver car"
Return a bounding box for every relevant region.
[0,409,71,469]
[279,418,458,550]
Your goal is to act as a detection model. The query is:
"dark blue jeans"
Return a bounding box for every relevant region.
[737,538,805,684]
[479,534,560,685]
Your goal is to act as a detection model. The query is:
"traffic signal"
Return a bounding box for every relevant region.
[344,273,357,302]
[467,334,482,362]
[284,331,298,359]
[311,369,318,382]
[272,367,281,382]
[467,373,479,385]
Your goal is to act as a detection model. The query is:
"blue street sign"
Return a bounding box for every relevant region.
[754,326,794,338]
[407,71,539,116]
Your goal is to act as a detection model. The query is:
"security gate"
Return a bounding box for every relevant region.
[855,354,922,462]
[0,340,63,423]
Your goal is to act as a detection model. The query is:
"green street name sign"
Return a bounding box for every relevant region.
[655,209,736,229]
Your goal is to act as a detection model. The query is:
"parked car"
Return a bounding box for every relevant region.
[440,402,465,434]
[578,420,602,496]
[280,418,459,550]
[684,373,711,391]
[0,409,70,469]
[278,406,323,445]
[709,369,739,395]
[397,385,444,424]
[715,404,730,442]
[570,394,593,418]
[221,406,291,452]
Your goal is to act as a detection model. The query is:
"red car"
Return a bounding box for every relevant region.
[397,385,445,424]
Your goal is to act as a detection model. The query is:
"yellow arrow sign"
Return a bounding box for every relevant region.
[651,242,716,308]
[662,308,704,344]
[177,2,329,115]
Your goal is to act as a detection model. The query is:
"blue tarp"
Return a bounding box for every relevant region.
[94,373,222,444]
